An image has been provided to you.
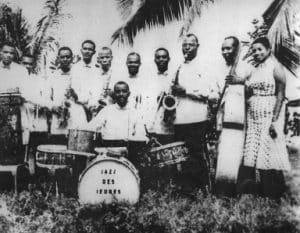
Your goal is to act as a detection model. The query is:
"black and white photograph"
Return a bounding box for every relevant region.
[0,0,299,232]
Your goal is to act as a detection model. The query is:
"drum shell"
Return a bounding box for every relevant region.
[0,94,23,165]
[67,129,97,153]
[147,141,189,168]
[78,156,140,204]
[36,145,75,169]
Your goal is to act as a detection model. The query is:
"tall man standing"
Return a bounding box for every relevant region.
[48,47,87,143]
[0,42,28,164]
[72,40,100,120]
[146,48,174,144]
[94,46,115,107]
[122,52,145,110]
[215,36,250,197]
[172,34,218,192]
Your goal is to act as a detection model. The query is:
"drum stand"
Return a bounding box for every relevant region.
[0,164,24,194]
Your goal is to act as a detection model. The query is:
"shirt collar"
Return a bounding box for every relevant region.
[0,61,12,69]
[101,68,112,76]
[157,70,168,76]
[115,103,129,110]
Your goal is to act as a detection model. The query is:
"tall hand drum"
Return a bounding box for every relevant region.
[0,93,24,164]
[67,129,97,153]
[78,156,140,204]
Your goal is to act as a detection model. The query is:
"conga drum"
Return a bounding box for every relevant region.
[0,93,24,164]
[67,129,98,153]
[78,156,140,204]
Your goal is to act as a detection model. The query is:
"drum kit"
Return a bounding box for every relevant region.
[32,127,190,204]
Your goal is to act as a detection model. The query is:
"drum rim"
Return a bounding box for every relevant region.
[68,129,97,134]
[149,141,186,152]
[37,144,67,152]
[78,156,140,197]
[65,149,96,157]
[94,147,128,154]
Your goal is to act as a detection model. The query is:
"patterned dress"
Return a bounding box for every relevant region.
[243,57,291,171]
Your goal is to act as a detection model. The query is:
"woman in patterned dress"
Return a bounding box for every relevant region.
[237,37,291,199]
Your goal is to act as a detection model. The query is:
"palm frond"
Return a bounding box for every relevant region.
[112,0,192,45]
[179,0,213,37]
[28,0,69,72]
[0,4,32,61]
[264,0,300,75]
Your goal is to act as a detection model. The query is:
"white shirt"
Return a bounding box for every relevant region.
[72,60,102,106]
[20,74,50,132]
[174,58,219,124]
[0,62,28,93]
[87,103,146,141]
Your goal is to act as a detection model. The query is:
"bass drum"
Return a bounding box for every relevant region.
[78,156,140,204]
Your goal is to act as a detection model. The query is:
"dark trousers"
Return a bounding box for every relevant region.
[237,165,287,199]
[174,121,210,192]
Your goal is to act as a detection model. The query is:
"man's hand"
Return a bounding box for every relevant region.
[187,93,208,102]
[171,84,186,96]
[269,123,277,139]
[225,74,243,85]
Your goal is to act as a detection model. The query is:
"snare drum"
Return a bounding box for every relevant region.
[78,156,140,204]
[36,145,75,169]
[67,129,98,153]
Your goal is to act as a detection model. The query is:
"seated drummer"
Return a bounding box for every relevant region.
[87,81,147,165]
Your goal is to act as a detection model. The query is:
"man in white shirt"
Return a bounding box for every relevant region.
[121,52,146,110]
[0,42,29,164]
[72,40,101,120]
[145,48,174,144]
[20,55,50,150]
[48,47,87,144]
[87,81,147,164]
[214,36,251,197]
[171,34,218,192]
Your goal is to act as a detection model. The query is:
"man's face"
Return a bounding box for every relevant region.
[114,84,130,107]
[58,49,72,69]
[154,50,169,72]
[182,36,199,61]
[0,45,15,66]
[22,56,34,73]
[81,42,95,61]
[97,50,112,69]
[126,54,141,76]
[221,38,236,65]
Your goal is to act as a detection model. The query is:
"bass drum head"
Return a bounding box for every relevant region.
[78,157,140,204]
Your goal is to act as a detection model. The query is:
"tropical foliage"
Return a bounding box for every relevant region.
[248,0,300,75]
[112,0,214,45]
[27,0,71,72]
[0,3,31,61]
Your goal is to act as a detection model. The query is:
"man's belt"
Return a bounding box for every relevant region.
[222,122,244,130]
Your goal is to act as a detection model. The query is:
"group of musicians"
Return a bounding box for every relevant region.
[0,33,250,196]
